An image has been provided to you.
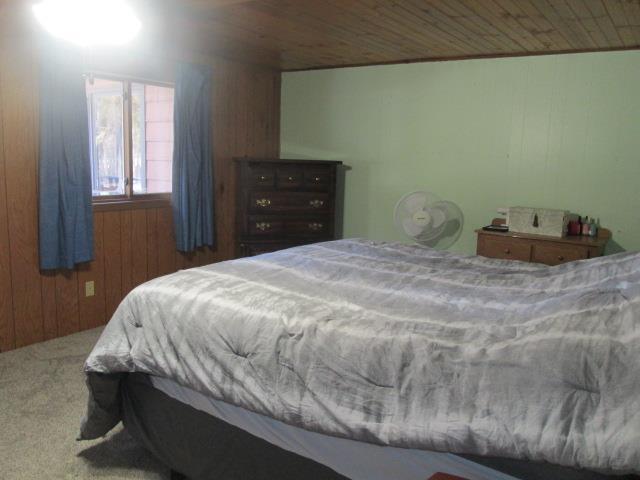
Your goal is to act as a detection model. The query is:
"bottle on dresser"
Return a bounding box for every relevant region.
[581,216,591,236]
[568,217,581,236]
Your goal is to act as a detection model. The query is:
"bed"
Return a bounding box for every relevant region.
[79,239,640,479]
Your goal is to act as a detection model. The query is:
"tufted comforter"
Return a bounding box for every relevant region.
[80,239,640,474]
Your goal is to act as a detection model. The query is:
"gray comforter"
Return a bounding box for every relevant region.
[80,239,640,474]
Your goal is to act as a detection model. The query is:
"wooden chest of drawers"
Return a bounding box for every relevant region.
[235,158,343,257]
[476,228,610,266]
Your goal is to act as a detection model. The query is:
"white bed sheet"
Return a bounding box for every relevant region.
[150,375,518,480]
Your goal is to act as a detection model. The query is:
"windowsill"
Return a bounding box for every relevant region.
[92,195,171,212]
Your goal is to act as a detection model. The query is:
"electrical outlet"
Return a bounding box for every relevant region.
[85,281,95,297]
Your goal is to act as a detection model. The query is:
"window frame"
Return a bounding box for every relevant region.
[85,73,174,210]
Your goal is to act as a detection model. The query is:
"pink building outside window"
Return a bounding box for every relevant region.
[132,83,174,194]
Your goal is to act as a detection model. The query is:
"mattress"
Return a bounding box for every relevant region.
[149,375,516,480]
[82,239,640,473]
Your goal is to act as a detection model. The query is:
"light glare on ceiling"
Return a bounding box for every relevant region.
[32,0,141,47]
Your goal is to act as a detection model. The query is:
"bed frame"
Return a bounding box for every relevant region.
[170,471,467,479]
[122,374,349,480]
[120,373,637,480]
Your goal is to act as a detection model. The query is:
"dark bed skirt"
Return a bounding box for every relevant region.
[119,373,638,480]
[121,373,348,480]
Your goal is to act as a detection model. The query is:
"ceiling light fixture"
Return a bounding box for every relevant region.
[32,0,141,47]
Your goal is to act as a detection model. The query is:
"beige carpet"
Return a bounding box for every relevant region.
[0,327,169,479]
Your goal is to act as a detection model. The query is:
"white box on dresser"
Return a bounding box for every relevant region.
[507,207,571,238]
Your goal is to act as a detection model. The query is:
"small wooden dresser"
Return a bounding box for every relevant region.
[476,227,610,266]
[235,158,343,257]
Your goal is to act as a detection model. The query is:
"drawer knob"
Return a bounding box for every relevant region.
[255,198,271,207]
[288,176,295,181]
[504,248,511,254]
[259,175,267,181]
[309,199,324,208]
[308,222,323,231]
[558,255,565,261]
[314,176,321,182]
[256,222,271,231]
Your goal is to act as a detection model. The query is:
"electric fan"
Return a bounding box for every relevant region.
[393,191,464,249]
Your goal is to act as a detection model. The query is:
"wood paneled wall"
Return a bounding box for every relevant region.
[0,8,281,351]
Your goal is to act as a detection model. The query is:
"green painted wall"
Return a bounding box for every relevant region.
[281,51,640,254]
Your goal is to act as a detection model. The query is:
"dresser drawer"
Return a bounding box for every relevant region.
[250,192,330,214]
[304,169,331,190]
[248,216,330,237]
[249,219,284,235]
[276,168,304,189]
[248,166,276,188]
[477,236,532,262]
[475,225,609,267]
[532,243,588,265]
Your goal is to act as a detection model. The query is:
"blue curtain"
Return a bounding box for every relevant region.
[172,62,214,252]
[38,46,93,270]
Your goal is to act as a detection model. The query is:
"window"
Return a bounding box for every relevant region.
[86,76,174,201]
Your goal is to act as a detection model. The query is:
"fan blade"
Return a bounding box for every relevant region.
[404,192,428,213]
[426,206,447,229]
[402,218,424,237]
[425,201,464,249]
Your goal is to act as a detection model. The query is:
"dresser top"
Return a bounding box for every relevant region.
[234,157,342,165]
[475,228,610,248]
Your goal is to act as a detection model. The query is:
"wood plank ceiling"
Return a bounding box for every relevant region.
[158,0,640,71]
